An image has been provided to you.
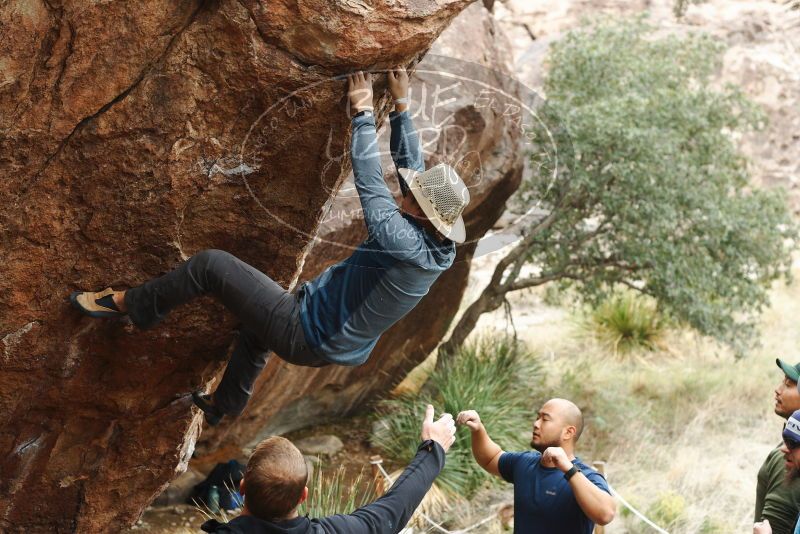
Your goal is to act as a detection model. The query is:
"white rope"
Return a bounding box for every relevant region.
[607,483,670,534]
[370,459,670,534]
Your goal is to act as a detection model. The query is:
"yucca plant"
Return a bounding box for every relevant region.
[299,464,376,516]
[374,335,541,498]
[584,293,666,354]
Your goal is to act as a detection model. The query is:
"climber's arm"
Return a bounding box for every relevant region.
[388,66,424,197]
[314,405,454,534]
[351,110,400,234]
[348,71,419,247]
[313,441,445,534]
[389,111,424,197]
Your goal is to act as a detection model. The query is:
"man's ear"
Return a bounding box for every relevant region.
[239,478,246,496]
[563,425,577,441]
[297,486,309,507]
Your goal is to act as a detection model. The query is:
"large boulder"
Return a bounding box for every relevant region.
[202,2,528,450]
[0,0,474,531]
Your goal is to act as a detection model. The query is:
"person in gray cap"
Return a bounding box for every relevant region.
[754,408,800,534]
[754,359,800,534]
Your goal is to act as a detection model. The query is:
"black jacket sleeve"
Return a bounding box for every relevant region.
[313,440,446,534]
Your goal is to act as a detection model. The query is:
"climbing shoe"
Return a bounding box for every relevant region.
[192,391,224,427]
[70,288,127,318]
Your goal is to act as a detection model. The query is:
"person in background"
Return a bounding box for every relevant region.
[457,398,615,533]
[202,405,455,533]
[754,408,800,534]
[754,359,800,534]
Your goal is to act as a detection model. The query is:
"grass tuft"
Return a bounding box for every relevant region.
[299,464,376,517]
[648,491,687,529]
[582,293,667,355]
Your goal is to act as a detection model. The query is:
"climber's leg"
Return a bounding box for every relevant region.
[209,329,271,418]
[123,249,289,331]
[204,285,329,420]
[73,248,327,423]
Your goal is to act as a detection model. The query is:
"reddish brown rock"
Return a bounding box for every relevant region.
[0,0,473,531]
[203,2,527,450]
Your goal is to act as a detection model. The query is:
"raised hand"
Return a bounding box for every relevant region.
[387,65,409,100]
[421,404,456,453]
[347,71,373,114]
[456,410,483,432]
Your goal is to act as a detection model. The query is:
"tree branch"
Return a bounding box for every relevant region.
[488,208,560,290]
[508,256,639,293]
[507,271,584,291]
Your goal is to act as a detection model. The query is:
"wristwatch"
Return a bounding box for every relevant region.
[564,465,579,481]
[418,439,436,452]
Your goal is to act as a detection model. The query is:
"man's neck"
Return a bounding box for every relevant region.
[407,213,445,242]
[241,507,299,522]
[281,509,300,521]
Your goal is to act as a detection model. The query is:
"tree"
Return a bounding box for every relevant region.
[437,19,796,365]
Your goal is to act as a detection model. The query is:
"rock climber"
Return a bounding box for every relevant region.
[70,66,471,426]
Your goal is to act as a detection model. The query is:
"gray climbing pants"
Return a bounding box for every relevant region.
[125,249,328,416]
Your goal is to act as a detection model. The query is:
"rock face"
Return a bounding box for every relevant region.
[201,2,527,451]
[294,435,344,457]
[0,0,476,531]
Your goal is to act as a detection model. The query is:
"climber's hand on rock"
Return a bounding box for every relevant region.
[421,404,456,453]
[388,65,409,101]
[347,71,374,114]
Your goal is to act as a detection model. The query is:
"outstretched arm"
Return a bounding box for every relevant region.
[348,71,399,236]
[348,72,426,259]
[457,410,504,477]
[316,405,456,534]
[387,66,424,192]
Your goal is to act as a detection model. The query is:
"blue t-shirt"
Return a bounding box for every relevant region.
[498,451,611,534]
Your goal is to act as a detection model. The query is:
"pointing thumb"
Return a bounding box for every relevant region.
[424,404,434,424]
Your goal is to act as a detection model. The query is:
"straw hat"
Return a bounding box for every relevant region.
[398,163,470,243]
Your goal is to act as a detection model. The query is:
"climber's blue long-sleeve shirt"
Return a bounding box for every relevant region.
[299,111,456,366]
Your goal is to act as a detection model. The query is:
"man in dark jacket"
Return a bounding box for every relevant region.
[201,404,455,533]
